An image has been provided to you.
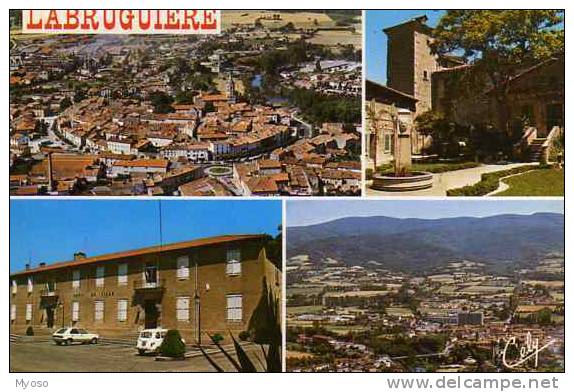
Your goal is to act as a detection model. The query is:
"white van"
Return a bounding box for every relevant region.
[136,328,168,355]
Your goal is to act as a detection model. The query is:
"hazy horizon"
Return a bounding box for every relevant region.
[287,200,564,227]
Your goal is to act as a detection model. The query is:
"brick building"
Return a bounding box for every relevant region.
[367,14,564,167]
[366,15,457,168]
[9,234,281,343]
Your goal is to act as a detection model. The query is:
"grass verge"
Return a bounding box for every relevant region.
[446,164,542,196]
[495,168,564,196]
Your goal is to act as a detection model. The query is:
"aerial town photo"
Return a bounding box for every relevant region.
[286,200,564,372]
[9,10,362,196]
[10,199,283,372]
[364,10,564,197]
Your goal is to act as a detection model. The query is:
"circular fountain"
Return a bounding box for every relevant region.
[370,108,433,192]
[371,171,434,192]
[204,165,233,177]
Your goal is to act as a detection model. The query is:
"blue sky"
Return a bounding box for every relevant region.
[365,10,564,84]
[10,199,281,272]
[365,10,446,84]
[287,200,564,227]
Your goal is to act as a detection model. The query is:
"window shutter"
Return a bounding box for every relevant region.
[177,256,189,279]
[96,267,105,287]
[226,294,242,321]
[118,264,128,285]
[72,270,80,288]
[117,299,127,321]
[72,302,80,321]
[226,250,241,275]
[94,300,104,321]
[176,297,190,321]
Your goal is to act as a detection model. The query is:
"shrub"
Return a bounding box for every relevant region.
[159,329,186,358]
[447,165,539,196]
[25,326,34,336]
[239,331,251,341]
[374,162,479,177]
[365,168,373,181]
[382,162,480,174]
[211,333,224,344]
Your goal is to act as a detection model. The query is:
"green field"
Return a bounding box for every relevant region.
[324,325,369,335]
[287,305,324,315]
[223,11,335,30]
[308,29,362,49]
[496,168,564,196]
[288,286,324,296]
[386,307,414,317]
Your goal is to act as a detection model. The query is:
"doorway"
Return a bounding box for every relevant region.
[144,301,159,329]
[46,307,55,328]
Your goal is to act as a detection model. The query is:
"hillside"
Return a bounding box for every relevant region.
[287,213,564,272]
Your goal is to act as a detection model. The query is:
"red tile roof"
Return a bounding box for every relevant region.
[10,234,267,277]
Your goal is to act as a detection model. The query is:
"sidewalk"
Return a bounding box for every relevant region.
[366,163,534,197]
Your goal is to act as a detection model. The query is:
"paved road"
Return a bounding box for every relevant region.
[10,338,265,372]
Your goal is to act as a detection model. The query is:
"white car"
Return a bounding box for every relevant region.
[53,327,99,345]
[136,328,186,355]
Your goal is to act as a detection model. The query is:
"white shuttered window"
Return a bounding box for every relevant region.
[94,300,104,321]
[226,249,241,275]
[96,266,105,287]
[72,301,80,322]
[72,270,80,288]
[117,299,128,322]
[25,303,32,321]
[226,294,242,321]
[118,264,128,286]
[177,256,189,280]
[176,297,190,321]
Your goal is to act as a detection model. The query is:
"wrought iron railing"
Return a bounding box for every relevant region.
[133,279,166,290]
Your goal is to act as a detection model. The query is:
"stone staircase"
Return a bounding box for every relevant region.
[528,137,547,162]
[10,334,22,342]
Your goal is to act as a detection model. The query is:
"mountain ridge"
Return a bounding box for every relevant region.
[287,213,564,272]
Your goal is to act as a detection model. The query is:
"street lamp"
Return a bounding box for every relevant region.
[194,262,201,346]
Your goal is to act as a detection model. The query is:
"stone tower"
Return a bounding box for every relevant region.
[226,72,236,103]
[384,15,440,114]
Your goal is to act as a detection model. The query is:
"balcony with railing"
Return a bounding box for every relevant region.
[133,279,166,303]
[39,289,59,309]
[40,288,59,297]
[133,278,166,290]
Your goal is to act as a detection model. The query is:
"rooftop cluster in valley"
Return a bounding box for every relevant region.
[10,11,362,196]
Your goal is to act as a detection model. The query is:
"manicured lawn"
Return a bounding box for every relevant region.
[496,168,564,196]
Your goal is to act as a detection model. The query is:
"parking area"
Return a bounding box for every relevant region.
[10,337,263,372]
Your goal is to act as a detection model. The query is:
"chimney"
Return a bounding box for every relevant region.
[74,252,87,261]
[39,262,46,267]
[25,263,30,270]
